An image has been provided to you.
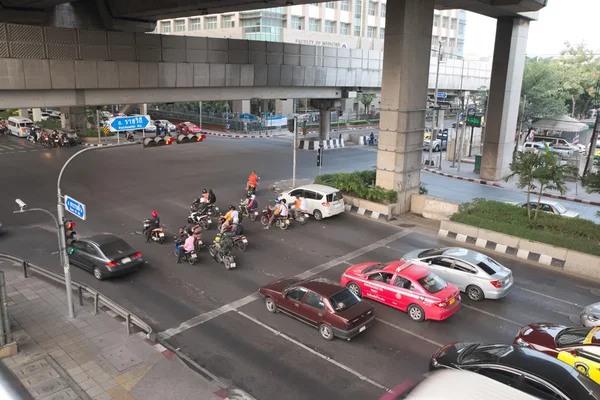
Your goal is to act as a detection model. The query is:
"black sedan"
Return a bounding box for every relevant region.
[67,234,143,280]
[429,342,600,400]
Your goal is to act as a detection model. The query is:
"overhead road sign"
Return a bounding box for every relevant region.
[437,92,447,99]
[64,195,86,220]
[110,115,150,132]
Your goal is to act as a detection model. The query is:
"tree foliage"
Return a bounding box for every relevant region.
[357,93,376,111]
[505,151,539,218]
[470,86,488,113]
[581,160,600,217]
[556,42,600,117]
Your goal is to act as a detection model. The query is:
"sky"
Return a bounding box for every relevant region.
[463,0,600,59]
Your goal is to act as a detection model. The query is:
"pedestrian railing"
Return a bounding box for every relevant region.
[0,253,154,340]
[0,271,13,346]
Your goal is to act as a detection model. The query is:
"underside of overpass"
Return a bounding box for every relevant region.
[0,0,546,32]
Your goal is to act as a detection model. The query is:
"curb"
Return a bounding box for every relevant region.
[529,192,600,207]
[344,204,393,221]
[81,141,140,147]
[423,168,503,187]
[203,132,276,139]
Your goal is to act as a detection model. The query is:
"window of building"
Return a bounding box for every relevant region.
[381,3,386,17]
[442,16,448,28]
[367,26,376,38]
[368,1,377,16]
[175,20,185,32]
[189,18,201,31]
[341,0,349,11]
[432,36,438,47]
[291,16,304,30]
[161,21,171,33]
[325,1,336,9]
[309,18,320,32]
[222,15,235,28]
[325,20,336,34]
[379,27,385,39]
[354,0,362,19]
[449,38,456,48]
[450,18,457,30]
[433,15,440,27]
[205,16,217,30]
[354,25,361,37]
[340,22,350,35]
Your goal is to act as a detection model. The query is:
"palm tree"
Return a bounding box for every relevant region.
[505,151,540,218]
[532,143,575,220]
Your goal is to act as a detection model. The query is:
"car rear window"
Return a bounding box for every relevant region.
[555,327,594,346]
[99,239,134,259]
[329,288,360,312]
[460,344,512,363]
[326,192,343,202]
[476,257,504,275]
[417,273,447,294]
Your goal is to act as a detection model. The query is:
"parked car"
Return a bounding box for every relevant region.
[67,234,143,280]
[514,322,600,358]
[402,247,513,301]
[384,369,539,400]
[521,141,557,155]
[430,342,600,400]
[581,303,600,327]
[278,184,345,221]
[177,122,202,134]
[506,200,580,218]
[340,260,461,322]
[258,277,375,341]
[155,119,177,133]
[423,138,446,152]
[532,135,577,158]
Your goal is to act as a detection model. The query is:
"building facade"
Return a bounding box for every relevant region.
[155,2,466,58]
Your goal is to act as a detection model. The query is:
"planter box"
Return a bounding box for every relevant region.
[343,194,395,219]
[411,195,459,221]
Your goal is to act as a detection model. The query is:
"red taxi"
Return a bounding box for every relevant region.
[340,260,461,322]
[177,122,202,134]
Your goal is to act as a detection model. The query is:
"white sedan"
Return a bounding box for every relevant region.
[506,200,580,218]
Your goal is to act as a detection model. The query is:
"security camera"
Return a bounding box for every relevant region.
[15,199,27,211]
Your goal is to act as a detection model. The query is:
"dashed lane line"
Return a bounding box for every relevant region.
[158,229,412,340]
[237,310,390,393]
[517,287,581,307]
[460,304,523,326]
[376,319,443,348]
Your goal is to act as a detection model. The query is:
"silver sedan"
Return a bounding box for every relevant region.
[402,247,513,301]
[580,303,600,327]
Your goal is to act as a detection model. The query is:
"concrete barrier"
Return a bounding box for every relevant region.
[477,228,521,248]
[422,198,459,221]
[519,239,568,262]
[343,194,395,220]
[298,139,345,150]
[564,250,600,280]
[410,194,428,215]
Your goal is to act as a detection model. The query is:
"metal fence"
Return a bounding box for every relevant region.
[0,271,12,346]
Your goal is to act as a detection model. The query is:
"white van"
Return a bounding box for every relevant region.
[389,370,537,400]
[7,116,34,137]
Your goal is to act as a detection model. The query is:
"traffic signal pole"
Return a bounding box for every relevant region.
[292,116,298,188]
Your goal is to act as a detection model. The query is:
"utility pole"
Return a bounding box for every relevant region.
[451,58,465,168]
[428,40,444,167]
[292,116,298,187]
[198,102,203,130]
[457,92,468,173]
[584,112,600,174]
[514,94,527,159]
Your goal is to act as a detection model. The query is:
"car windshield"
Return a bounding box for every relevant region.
[185,123,195,128]
[99,239,134,259]
[418,248,447,258]
[554,203,567,214]
[329,288,360,312]
[555,327,593,346]
[460,344,513,364]
[417,273,447,294]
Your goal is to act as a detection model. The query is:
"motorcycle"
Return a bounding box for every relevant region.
[143,219,165,244]
[216,232,248,252]
[187,211,212,230]
[52,132,61,148]
[246,176,260,196]
[177,227,205,252]
[239,200,259,222]
[60,134,70,147]
[217,216,244,235]
[41,133,52,148]
[26,129,36,144]
[260,208,289,230]
[292,210,309,225]
[208,234,236,269]
[173,235,198,265]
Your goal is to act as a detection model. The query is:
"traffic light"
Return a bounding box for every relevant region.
[287,119,295,133]
[317,148,322,167]
[338,110,343,117]
[302,127,307,135]
[64,220,76,245]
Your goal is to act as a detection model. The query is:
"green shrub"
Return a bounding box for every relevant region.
[349,120,369,125]
[37,119,61,130]
[451,199,600,256]
[367,119,380,124]
[314,170,397,204]
[0,110,18,119]
[79,128,115,137]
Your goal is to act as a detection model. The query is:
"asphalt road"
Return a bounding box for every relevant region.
[1,133,600,399]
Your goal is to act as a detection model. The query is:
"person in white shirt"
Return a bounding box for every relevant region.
[266,199,288,229]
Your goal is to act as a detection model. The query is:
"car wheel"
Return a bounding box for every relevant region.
[319,324,334,341]
[93,268,104,281]
[265,297,277,313]
[407,304,425,322]
[347,282,362,298]
[467,285,484,302]
[313,210,323,221]
[434,145,440,152]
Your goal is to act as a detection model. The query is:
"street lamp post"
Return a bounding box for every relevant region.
[428,40,444,167]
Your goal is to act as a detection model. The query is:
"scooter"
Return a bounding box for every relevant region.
[143,219,165,244]
[239,200,259,222]
[173,236,198,265]
[208,234,236,270]
[246,176,260,196]
[187,211,212,230]
[217,216,244,235]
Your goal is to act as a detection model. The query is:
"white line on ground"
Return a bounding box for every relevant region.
[376,319,443,348]
[517,287,581,307]
[237,310,390,393]
[460,304,523,326]
[158,229,412,340]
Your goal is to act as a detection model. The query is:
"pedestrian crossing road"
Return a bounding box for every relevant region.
[0,136,43,155]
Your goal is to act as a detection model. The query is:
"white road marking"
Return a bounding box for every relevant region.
[376,318,443,348]
[518,287,581,307]
[158,229,412,340]
[460,304,523,326]
[237,310,390,393]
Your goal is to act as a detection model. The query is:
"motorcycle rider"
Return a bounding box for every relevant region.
[247,171,258,191]
[208,189,217,205]
[177,232,195,264]
[266,198,287,229]
[201,189,209,203]
[145,210,160,242]
[289,195,304,220]
[220,205,239,234]
[240,194,258,215]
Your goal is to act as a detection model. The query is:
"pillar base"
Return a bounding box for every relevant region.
[0,342,18,359]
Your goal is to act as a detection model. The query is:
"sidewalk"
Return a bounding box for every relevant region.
[423,154,600,205]
[0,256,248,400]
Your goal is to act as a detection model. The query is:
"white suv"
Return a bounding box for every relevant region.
[279,184,345,220]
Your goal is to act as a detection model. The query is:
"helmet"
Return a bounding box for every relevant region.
[202,189,207,194]
[151,210,158,217]
[280,199,287,204]
[251,195,256,200]
[274,198,280,204]
[209,189,213,193]
[229,205,235,210]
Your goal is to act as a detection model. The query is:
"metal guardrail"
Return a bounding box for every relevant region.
[0,253,154,340]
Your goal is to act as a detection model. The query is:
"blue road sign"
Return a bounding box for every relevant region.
[238,113,255,120]
[64,195,86,221]
[437,92,447,99]
[110,115,150,131]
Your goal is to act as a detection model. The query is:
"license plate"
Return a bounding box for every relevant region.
[504,278,510,284]
[121,257,131,264]
[243,239,248,243]
[207,219,212,224]
[159,233,165,237]
[359,326,366,333]
[449,298,455,305]
[230,263,236,268]
[286,219,290,225]
[254,211,259,215]
[191,253,197,259]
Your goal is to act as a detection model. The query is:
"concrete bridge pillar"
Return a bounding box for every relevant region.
[32,108,43,122]
[311,99,338,141]
[480,18,529,181]
[139,104,148,115]
[18,109,28,118]
[276,99,293,117]
[232,100,250,115]
[375,0,435,213]
[60,106,87,132]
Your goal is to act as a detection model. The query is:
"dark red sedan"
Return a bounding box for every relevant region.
[259,277,375,341]
[514,322,600,357]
